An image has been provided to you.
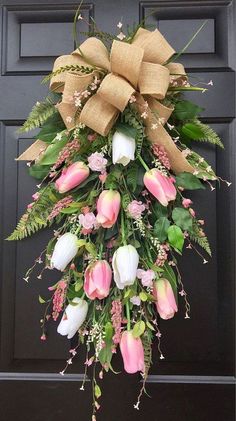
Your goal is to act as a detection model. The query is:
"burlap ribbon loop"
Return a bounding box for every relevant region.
[18,27,194,175]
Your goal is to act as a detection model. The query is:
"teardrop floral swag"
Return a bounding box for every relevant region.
[8,9,230,420]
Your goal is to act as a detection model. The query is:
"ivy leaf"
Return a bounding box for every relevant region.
[29,163,51,180]
[154,217,170,242]
[39,136,68,165]
[172,208,193,231]
[167,225,184,252]
[115,122,137,139]
[175,172,205,190]
[132,320,145,338]
[174,100,204,121]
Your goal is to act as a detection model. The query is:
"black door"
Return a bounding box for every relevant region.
[0,1,235,420]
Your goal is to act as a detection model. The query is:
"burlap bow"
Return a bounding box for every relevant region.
[18,27,194,174]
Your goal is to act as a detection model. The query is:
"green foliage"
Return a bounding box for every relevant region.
[175,172,205,190]
[173,100,204,121]
[167,225,184,252]
[189,223,212,256]
[37,113,65,143]
[154,217,170,242]
[42,64,94,83]
[39,134,68,166]
[132,320,145,338]
[162,263,178,301]
[29,164,51,180]
[7,185,60,241]
[98,322,113,370]
[18,99,58,133]
[187,150,217,181]
[142,330,153,378]
[153,202,168,218]
[172,208,193,231]
[115,122,137,138]
[126,163,139,192]
[122,107,145,156]
[190,119,224,148]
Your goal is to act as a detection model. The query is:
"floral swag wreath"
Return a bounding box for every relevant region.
[8,10,230,420]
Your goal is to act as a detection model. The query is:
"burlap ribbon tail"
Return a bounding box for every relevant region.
[17,27,193,175]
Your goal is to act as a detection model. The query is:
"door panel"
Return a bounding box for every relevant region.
[0,1,235,420]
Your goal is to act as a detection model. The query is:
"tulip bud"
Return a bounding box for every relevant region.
[112,245,139,289]
[57,297,88,339]
[120,331,144,374]
[51,233,78,271]
[96,190,121,228]
[112,131,135,166]
[144,168,176,206]
[55,161,89,193]
[153,278,178,320]
[84,260,112,300]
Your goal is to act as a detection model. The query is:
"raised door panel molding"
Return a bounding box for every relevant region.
[1,4,94,75]
[140,0,234,69]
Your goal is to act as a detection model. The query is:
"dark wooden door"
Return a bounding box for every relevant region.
[0,1,235,420]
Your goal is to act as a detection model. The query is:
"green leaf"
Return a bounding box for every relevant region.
[39,295,46,304]
[95,384,102,399]
[39,136,68,165]
[116,122,137,139]
[132,320,145,338]
[154,217,170,242]
[139,291,148,302]
[172,208,193,231]
[162,263,178,298]
[98,322,113,368]
[29,163,51,180]
[146,321,155,331]
[127,163,138,193]
[174,100,204,121]
[175,172,205,190]
[85,242,97,257]
[153,202,168,218]
[181,122,205,140]
[37,114,65,143]
[167,225,184,252]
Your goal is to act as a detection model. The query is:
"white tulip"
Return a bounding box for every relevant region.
[57,297,88,339]
[112,245,139,289]
[51,232,78,271]
[112,131,135,166]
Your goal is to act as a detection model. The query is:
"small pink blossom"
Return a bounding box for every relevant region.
[189,208,196,217]
[182,198,192,208]
[127,200,145,219]
[88,152,107,173]
[27,203,34,209]
[40,334,46,341]
[32,192,40,201]
[79,212,97,230]
[99,171,107,184]
[87,133,97,142]
[137,269,155,287]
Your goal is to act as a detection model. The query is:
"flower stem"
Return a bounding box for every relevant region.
[126,300,131,331]
[138,155,149,172]
[121,210,127,246]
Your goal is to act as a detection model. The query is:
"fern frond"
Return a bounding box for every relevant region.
[42,64,95,84]
[7,186,60,241]
[189,223,212,256]
[18,100,57,133]
[122,107,145,156]
[193,119,224,148]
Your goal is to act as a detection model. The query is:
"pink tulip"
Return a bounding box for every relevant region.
[120,331,145,374]
[55,162,89,193]
[84,260,112,300]
[153,279,178,320]
[96,190,121,228]
[144,169,176,206]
